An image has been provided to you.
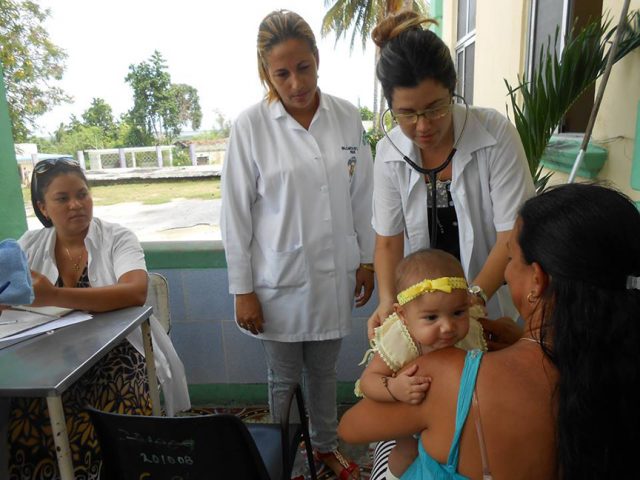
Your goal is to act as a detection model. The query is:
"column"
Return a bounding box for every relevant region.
[119,148,126,168]
[76,150,86,170]
[189,143,197,166]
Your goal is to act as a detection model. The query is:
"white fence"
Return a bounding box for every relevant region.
[16,144,228,186]
[83,144,227,170]
[87,146,172,169]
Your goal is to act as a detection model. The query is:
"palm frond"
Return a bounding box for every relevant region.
[321,0,429,52]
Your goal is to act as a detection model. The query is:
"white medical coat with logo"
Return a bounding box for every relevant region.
[373,104,535,320]
[221,93,375,342]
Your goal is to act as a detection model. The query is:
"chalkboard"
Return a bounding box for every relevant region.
[87,409,274,480]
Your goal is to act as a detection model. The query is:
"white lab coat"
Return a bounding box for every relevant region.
[221,92,375,341]
[19,218,191,415]
[372,104,535,319]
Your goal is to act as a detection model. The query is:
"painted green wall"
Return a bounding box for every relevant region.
[432,0,443,37]
[143,241,227,269]
[0,64,28,240]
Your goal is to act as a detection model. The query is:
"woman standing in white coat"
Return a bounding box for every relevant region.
[221,10,374,479]
[367,11,535,339]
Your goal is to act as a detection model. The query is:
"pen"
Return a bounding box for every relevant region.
[0,281,9,294]
[0,319,19,325]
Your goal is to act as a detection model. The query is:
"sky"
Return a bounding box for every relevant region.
[35,0,378,136]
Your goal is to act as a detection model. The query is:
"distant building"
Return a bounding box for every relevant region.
[14,144,70,187]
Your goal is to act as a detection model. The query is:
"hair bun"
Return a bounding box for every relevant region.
[372,10,437,49]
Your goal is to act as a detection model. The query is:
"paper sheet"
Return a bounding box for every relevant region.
[0,310,93,348]
[12,305,75,317]
[0,309,54,339]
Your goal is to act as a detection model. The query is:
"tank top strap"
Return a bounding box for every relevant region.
[446,349,484,468]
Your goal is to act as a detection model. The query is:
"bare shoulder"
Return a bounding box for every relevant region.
[410,347,471,378]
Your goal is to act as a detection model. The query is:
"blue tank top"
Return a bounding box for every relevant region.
[401,349,484,480]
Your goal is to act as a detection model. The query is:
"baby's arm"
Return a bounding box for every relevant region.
[359,354,431,404]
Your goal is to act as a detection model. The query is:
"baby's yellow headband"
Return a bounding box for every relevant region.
[397,276,468,305]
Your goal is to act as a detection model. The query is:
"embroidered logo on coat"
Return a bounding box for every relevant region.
[348,156,357,179]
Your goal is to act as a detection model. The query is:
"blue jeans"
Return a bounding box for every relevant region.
[261,339,342,452]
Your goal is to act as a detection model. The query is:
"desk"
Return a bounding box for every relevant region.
[0,306,161,480]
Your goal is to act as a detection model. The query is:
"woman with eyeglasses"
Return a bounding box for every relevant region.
[6,157,189,479]
[365,11,534,479]
[368,11,534,338]
[221,10,374,479]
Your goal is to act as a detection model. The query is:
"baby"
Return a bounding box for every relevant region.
[356,249,486,479]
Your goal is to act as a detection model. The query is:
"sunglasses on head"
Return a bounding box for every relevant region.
[33,157,80,175]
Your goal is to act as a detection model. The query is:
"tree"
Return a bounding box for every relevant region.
[82,97,116,137]
[125,50,172,141]
[321,0,426,131]
[0,0,70,141]
[125,50,202,143]
[170,84,202,131]
[359,105,374,120]
[212,108,231,137]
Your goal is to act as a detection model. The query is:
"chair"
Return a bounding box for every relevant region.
[146,272,171,333]
[87,383,317,480]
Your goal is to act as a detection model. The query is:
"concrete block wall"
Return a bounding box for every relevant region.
[151,267,377,387]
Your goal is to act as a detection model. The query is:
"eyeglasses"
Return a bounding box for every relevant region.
[34,156,80,175]
[391,101,453,125]
[32,157,81,198]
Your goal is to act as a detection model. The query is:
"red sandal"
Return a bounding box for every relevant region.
[314,449,360,480]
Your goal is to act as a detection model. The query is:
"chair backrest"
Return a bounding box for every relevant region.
[146,272,171,333]
[87,408,273,480]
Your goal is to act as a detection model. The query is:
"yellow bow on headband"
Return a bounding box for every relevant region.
[397,276,468,305]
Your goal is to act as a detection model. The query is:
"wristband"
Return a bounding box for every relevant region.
[382,376,398,401]
[360,263,375,272]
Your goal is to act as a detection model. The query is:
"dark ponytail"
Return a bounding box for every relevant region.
[518,183,640,478]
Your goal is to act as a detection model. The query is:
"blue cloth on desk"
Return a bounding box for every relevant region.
[0,239,34,305]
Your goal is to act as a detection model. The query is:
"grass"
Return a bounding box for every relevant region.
[22,179,221,207]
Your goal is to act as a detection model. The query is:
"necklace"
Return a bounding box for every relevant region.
[519,337,538,343]
[64,247,84,272]
[519,337,550,346]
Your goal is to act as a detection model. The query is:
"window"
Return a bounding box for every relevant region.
[527,0,604,132]
[455,0,476,104]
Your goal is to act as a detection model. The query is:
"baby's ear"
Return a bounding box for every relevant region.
[394,303,408,323]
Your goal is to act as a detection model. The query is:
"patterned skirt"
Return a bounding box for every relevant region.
[8,340,152,480]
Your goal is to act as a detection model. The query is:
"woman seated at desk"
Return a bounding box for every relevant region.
[7,157,190,480]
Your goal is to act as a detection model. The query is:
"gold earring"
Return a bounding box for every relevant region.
[527,292,538,304]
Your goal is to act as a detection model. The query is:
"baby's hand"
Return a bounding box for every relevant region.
[389,364,432,405]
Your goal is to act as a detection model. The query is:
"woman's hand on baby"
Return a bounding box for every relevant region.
[390,364,432,405]
[367,300,395,339]
[478,316,523,350]
[235,292,264,334]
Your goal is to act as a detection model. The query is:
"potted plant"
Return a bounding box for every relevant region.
[505,11,640,191]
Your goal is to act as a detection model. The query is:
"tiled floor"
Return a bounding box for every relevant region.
[184,405,373,479]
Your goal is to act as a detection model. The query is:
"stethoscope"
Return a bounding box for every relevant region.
[380,94,470,246]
